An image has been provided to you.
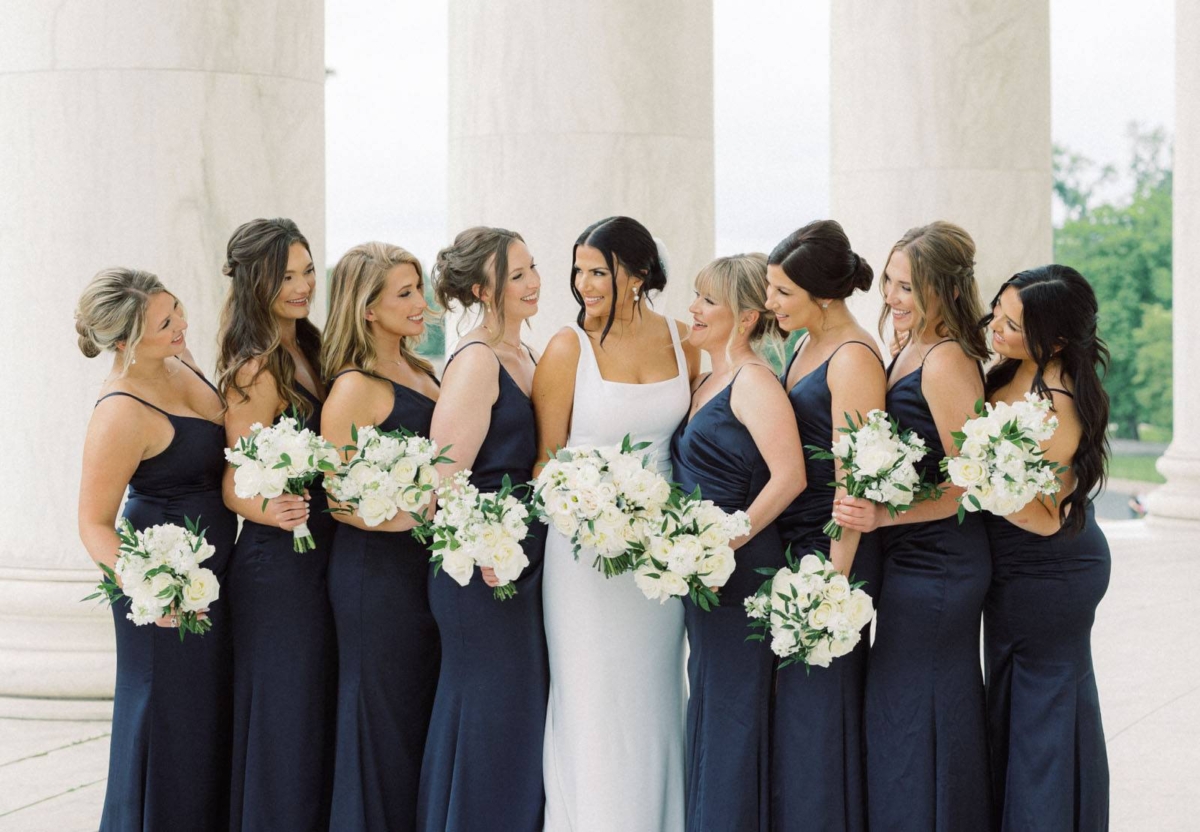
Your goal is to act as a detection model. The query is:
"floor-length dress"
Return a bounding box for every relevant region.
[228,385,337,832]
[864,343,993,831]
[772,341,882,832]
[985,499,1110,831]
[326,370,442,831]
[418,342,549,832]
[97,372,236,832]
[542,321,691,832]
[670,369,782,832]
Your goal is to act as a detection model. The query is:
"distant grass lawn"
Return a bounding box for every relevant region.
[1107,454,1166,484]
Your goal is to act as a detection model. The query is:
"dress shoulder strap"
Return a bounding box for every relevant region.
[446,339,497,369]
[1045,386,1075,399]
[330,367,389,385]
[571,323,600,382]
[920,338,957,368]
[95,391,171,418]
[828,339,884,367]
[666,317,686,378]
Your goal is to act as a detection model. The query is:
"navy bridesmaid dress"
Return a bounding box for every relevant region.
[97,365,236,832]
[418,342,549,832]
[670,368,783,832]
[864,341,993,831]
[772,340,882,832]
[228,385,337,832]
[326,369,442,832]
[985,498,1110,830]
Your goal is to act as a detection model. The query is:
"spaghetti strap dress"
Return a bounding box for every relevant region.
[327,368,442,832]
[227,385,337,832]
[772,339,882,832]
[864,342,993,831]
[418,342,549,832]
[96,366,236,832]
[984,387,1110,831]
[670,367,782,832]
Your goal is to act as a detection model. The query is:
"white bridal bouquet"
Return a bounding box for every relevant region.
[808,409,937,541]
[324,424,450,528]
[85,517,221,641]
[942,393,1066,520]
[225,414,341,551]
[532,435,673,578]
[414,472,532,601]
[745,550,874,670]
[633,488,749,610]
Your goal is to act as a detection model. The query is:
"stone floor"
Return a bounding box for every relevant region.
[0,518,1195,831]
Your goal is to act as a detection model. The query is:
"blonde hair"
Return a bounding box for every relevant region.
[321,242,434,378]
[694,253,782,362]
[878,221,989,361]
[433,227,526,346]
[74,267,171,374]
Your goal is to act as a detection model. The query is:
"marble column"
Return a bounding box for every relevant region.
[0,1,325,715]
[447,0,715,350]
[1147,0,1200,524]
[829,0,1052,326]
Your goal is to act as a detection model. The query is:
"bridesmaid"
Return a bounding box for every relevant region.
[764,220,885,831]
[671,253,805,831]
[75,268,235,831]
[834,221,993,830]
[418,227,549,832]
[321,242,442,831]
[216,218,337,832]
[982,265,1111,830]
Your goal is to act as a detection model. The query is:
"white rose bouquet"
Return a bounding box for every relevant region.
[414,472,532,601]
[632,487,749,611]
[225,414,340,552]
[84,517,221,642]
[532,435,673,578]
[324,424,451,530]
[807,409,938,541]
[745,549,874,670]
[942,393,1066,521]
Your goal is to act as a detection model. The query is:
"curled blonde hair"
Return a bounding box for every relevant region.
[74,267,171,374]
[321,242,434,379]
[694,253,782,362]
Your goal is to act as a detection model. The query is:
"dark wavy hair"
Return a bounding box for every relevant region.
[982,264,1111,534]
[216,218,322,418]
[571,216,667,344]
[768,219,873,299]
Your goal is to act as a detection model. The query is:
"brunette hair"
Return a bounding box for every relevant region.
[571,216,667,343]
[433,227,527,344]
[983,265,1110,534]
[768,220,873,299]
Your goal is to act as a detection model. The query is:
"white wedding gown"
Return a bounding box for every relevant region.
[542,322,690,832]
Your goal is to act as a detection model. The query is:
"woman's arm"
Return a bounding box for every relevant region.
[429,345,500,480]
[730,364,807,547]
[825,344,887,575]
[221,360,310,530]
[999,390,1082,536]
[78,399,151,573]
[532,328,580,475]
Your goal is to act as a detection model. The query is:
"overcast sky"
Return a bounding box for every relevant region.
[325,0,1175,268]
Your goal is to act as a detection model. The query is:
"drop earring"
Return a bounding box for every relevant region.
[632,285,641,302]
[738,325,745,335]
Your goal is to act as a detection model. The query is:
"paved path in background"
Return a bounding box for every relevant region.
[0,519,1195,830]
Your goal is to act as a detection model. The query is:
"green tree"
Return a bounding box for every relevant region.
[1053,124,1172,438]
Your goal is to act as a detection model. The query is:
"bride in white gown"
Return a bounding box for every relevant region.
[532,216,698,832]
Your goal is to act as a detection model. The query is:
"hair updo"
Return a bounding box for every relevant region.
[74,267,169,373]
[433,227,526,343]
[571,216,668,343]
[768,220,873,300]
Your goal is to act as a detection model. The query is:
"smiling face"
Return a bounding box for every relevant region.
[367,262,427,339]
[128,291,186,362]
[573,244,639,321]
[271,241,317,322]
[494,239,541,323]
[989,285,1029,360]
[687,279,737,352]
[765,264,822,333]
[881,248,941,337]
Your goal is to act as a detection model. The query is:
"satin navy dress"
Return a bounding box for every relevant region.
[864,341,993,831]
[670,368,783,832]
[985,484,1110,830]
[772,340,882,832]
[97,368,236,832]
[326,369,442,832]
[418,342,549,832]
[228,385,337,832]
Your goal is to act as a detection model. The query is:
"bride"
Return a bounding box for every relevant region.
[533,216,699,832]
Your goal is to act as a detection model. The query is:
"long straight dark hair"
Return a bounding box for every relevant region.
[983,264,1110,534]
[216,218,323,418]
[571,216,667,344]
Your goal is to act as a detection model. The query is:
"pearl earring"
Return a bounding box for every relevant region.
[821,301,830,310]
[632,286,641,302]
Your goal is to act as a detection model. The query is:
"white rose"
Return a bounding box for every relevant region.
[947,456,988,487]
[390,456,418,485]
[127,597,162,626]
[635,567,668,603]
[823,573,851,603]
[666,536,706,577]
[807,636,834,668]
[358,493,397,527]
[830,435,853,459]
[829,630,859,658]
[232,463,266,499]
[854,446,894,477]
[799,554,825,575]
[440,547,476,587]
[180,568,220,612]
[259,467,289,499]
[658,571,690,597]
[808,600,836,630]
[845,590,875,629]
[698,547,736,589]
[397,484,431,513]
[490,539,529,584]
